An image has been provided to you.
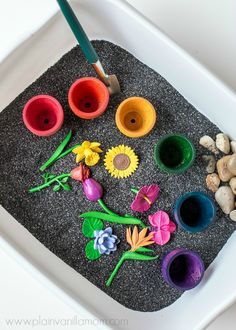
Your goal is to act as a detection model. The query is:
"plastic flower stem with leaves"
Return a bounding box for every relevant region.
[29,173,71,193]
[106,227,159,286]
[39,130,81,171]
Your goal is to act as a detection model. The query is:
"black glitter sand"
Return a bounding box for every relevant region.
[0,41,235,312]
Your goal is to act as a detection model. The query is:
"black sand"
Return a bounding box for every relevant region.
[0,41,235,312]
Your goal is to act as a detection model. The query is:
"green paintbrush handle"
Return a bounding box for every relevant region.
[56,0,98,64]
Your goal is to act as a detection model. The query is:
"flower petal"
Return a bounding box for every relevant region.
[148,210,170,227]
[138,228,148,241]
[143,184,160,203]
[140,240,155,247]
[165,221,177,233]
[161,221,176,233]
[132,226,139,245]
[72,145,84,154]
[85,152,100,166]
[131,194,150,212]
[152,230,170,246]
[76,153,85,163]
[92,146,103,153]
[82,141,91,149]
[90,142,103,153]
[126,228,132,246]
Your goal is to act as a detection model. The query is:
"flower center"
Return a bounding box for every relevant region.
[142,195,152,205]
[113,153,131,170]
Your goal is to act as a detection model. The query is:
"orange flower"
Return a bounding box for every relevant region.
[126,226,154,252]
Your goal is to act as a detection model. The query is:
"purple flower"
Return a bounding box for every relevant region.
[82,178,103,202]
[131,184,160,212]
[94,227,119,255]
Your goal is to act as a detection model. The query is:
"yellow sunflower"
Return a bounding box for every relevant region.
[104,145,139,179]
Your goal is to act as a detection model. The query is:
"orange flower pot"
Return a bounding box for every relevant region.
[68,77,109,120]
[115,97,157,138]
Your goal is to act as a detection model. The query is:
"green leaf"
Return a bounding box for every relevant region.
[79,211,146,228]
[136,247,154,253]
[61,177,69,183]
[124,251,159,262]
[40,130,72,171]
[53,184,61,192]
[63,183,71,191]
[82,218,104,238]
[85,240,101,260]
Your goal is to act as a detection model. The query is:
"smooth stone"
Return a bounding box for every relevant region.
[230,141,236,153]
[216,155,234,182]
[202,155,216,174]
[229,177,236,195]
[206,173,220,193]
[199,135,218,154]
[215,186,235,214]
[227,154,236,176]
[216,133,230,154]
[229,210,236,221]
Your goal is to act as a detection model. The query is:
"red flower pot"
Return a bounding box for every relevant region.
[68,77,109,120]
[23,95,64,136]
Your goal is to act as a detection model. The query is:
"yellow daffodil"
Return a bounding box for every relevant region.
[72,141,103,166]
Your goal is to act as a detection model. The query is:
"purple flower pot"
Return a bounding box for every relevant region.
[161,248,205,290]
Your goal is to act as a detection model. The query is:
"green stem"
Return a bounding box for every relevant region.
[106,252,159,286]
[131,187,139,194]
[79,211,146,228]
[29,173,70,193]
[56,143,81,161]
[106,253,127,287]
[97,199,117,216]
[40,130,72,171]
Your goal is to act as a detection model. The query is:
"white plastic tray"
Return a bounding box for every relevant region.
[0,1,236,329]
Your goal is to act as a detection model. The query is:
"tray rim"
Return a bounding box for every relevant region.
[0,0,236,329]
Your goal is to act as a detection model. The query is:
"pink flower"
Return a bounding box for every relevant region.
[131,184,160,213]
[70,164,90,182]
[149,211,176,246]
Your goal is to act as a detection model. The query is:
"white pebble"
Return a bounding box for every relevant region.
[206,173,220,192]
[216,156,234,182]
[229,177,236,195]
[215,186,234,214]
[216,133,230,154]
[227,154,236,176]
[199,135,218,154]
[230,210,236,222]
[230,141,236,153]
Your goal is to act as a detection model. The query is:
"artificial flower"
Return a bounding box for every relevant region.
[104,145,139,179]
[72,141,103,166]
[106,226,158,286]
[126,226,154,252]
[149,210,176,246]
[70,164,90,182]
[94,227,119,255]
[82,178,103,202]
[131,184,160,212]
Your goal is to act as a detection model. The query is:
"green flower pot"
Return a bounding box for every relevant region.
[154,134,195,174]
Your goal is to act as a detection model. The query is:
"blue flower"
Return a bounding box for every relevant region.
[94,227,119,255]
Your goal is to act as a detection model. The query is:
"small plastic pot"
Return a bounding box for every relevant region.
[154,134,195,174]
[68,77,109,119]
[174,191,216,233]
[162,248,205,290]
[22,95,64,136]
[115,97,156,138]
